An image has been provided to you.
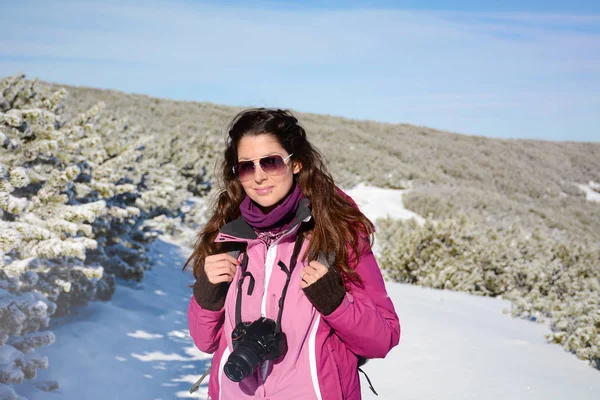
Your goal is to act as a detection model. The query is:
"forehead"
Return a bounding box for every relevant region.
[237,134,287,160]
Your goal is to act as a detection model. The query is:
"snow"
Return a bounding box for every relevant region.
[20,240,211,400]
[577,182,600,203]
[363,284,600,399]
[343,183,425,225]
[18,186,600,400]
[127,331,165,340]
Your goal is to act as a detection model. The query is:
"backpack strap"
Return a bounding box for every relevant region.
[358,366,379,396]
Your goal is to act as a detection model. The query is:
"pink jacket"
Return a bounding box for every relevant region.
[188,195,400,399]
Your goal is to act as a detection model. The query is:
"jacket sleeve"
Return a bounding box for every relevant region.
[188,295,225,354]
[322,243,401,359]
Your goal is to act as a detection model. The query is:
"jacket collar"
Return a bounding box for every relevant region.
[220,198,312,240]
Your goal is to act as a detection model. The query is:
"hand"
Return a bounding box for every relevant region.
[204,253,240,284]
[299,260,328,289]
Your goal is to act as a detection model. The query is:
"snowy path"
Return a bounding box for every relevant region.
[363,283,600,399]
[24,238,210,400]
[24,236,600,400]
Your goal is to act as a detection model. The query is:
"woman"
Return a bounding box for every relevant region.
[185,108,400,400]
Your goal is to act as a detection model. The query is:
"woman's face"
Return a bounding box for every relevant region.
[236,134,301,212]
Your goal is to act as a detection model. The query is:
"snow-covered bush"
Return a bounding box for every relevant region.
[0,75,130,395]
[0,74,221,397]
[377,215,600,368]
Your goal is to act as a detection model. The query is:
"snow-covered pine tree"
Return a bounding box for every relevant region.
[0,74,152,397]
[132,124,219,246]
[1,73,222,398]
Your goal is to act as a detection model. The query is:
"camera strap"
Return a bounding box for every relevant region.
[233,228,306,332]
[235,251,252,326]
[275,231,305,333]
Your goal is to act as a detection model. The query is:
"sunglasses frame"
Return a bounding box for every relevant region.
[232,153,294,181]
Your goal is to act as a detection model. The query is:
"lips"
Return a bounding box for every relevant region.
[255,186,274,195]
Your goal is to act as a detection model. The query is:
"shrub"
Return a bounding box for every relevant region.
[0,75,220,397]
[377,215,600,368]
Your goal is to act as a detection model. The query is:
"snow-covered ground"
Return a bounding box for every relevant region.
[577,182,600,203]
[22,237,211,400]
[22,185,600,400]
[344,183,425,225]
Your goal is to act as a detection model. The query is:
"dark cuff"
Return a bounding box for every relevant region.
[193,271,230,311]
[303,266,346,316]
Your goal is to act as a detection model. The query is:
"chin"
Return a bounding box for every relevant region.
[251,196,279,210]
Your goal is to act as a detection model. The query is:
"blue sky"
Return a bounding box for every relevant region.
[0,0,599,142]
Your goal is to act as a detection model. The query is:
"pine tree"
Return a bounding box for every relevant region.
[1,74,221,398]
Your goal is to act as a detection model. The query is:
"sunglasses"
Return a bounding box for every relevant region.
[232,153,294,182]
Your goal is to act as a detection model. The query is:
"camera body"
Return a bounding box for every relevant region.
[224,317,288,382]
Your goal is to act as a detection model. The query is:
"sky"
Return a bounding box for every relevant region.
[0,0,599,142]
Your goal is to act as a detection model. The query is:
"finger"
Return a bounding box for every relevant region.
[206,268,236,283]
[208,253,241,265]
[307,261,328,275]
[302,273,318,286]
[207,265,236,278]
[205,265,232,278]
[227,263,237,278]
[305,263,326,280]
[300,267,319,285]
[206,259,239,273]
[206,264,237,281]
[300,265,319,280]
[299,267,310,281]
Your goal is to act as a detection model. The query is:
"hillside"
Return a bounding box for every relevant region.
[52,82,600,243]
[2,75,598,399]
[49,81,600,369]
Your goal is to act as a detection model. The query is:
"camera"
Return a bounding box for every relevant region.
[224,317,288,382]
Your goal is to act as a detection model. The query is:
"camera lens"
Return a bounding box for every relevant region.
[223,355,246,382]
[224,343,264,382]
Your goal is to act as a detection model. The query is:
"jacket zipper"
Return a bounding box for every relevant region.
[259,223,303,398]
[217,217,310,398]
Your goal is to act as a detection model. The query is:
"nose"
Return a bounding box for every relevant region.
[253,161,268,183]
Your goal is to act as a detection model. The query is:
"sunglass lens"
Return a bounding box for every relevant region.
[260,156,287,175]
[237,161,255,181]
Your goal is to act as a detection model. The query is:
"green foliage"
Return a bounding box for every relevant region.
[377,216,600,368]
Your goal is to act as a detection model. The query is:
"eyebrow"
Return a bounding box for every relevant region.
[238,152,281,162]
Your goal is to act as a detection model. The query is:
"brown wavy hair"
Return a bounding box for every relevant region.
[183,108,374,285]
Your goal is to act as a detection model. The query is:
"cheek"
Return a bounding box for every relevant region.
[273,173,294,190]
[240,181,255,198]
[276,172,293,183]
[241,180,253,191]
